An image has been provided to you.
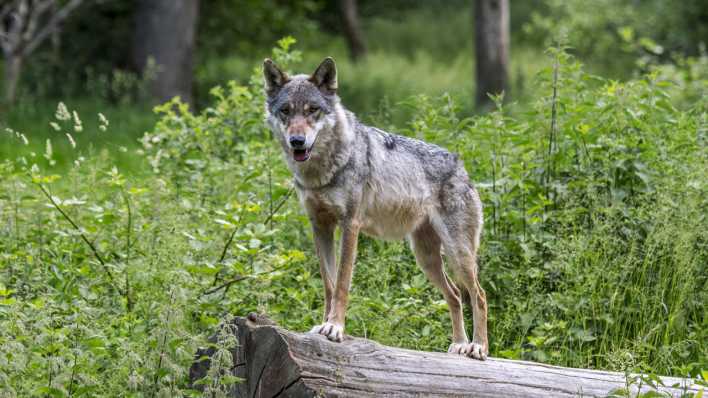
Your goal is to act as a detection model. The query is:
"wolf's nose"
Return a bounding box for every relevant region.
[289,136,306,148]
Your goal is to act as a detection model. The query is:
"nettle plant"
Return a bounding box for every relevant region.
[0,38,705,397]
[0,39,310,397]
[402,47,706,375]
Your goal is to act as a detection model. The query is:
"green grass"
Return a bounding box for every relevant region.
[196,4,548,122]
[198,41,547,126]
[1,98,156,172]
[0,42,705,396]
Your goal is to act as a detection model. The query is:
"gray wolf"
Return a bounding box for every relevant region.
[263,57,488,359]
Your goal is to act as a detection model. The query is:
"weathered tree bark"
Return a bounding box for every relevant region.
[474,0,509,110]
[132,0,199,106]
[339,0,367,62]
[190,314,699,397]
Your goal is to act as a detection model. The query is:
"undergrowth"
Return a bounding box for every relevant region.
[0,39,705,397]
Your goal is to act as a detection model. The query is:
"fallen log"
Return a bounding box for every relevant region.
[189,313,700,397]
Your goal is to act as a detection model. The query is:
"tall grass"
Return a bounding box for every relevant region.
[1,98,155,171]
[0,41,705,396]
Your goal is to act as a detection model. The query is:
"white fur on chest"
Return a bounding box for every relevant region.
[300,173,434,240]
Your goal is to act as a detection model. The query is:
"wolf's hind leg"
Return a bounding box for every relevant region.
[410,220,469,353]
[432,212,488,360]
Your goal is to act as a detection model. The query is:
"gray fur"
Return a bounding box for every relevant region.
[263,58,488,360]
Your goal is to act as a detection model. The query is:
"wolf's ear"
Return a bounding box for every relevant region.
[310,57,337,95]
[263,59,288,96]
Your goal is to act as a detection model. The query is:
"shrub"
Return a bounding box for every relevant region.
[0,40,705,396]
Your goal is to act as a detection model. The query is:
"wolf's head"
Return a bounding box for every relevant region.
[263,58,341,163]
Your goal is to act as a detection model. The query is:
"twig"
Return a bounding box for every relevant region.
[209,186,295,290]
[216,187,294,265]
[36,182,126,297]
[201,260,294,297]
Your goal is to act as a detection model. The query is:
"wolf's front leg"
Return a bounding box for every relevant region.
[311,218,360,342]
[311,221,336,322]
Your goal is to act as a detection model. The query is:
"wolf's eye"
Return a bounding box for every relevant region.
[308,106,319,114]
[279,107,290,116]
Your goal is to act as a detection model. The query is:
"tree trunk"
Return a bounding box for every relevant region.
[132,0,199,106]
[189,314,699,397]
[474,0,509,109]
[3,55,22,104]
[339,0,367,62]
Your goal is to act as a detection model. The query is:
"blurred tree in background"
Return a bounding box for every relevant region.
[0,0,83,105]
[1,0,706,112]
[474,0,509,109]
[132,0,199,106]
[339,0,367,61]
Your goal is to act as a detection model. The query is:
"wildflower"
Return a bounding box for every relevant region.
[45,139,53,160]
[44,139,56,166]
[66,133,76,148]
[50,122,61,132]
[73,111,83,132]
[55,102,71,121]
[98,112,109,126]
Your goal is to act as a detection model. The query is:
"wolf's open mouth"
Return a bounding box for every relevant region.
[293,148,310,162]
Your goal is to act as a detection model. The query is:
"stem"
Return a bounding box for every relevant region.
[268,159,273,231]
[209,186,295,291]
[541,48,561,254]
[121,188,133,312]
[13,178,19,249]
[67,347,77,396]
[201,260,294,297]
[36,182,126,297]
[152,290,175,396]
[522,162,527,242]
[491,155,497,237]
[547,52,559,200]
[216,187,294,265]
[47,326,55,394]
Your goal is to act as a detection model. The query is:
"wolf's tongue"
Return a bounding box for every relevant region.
[293,149,309,162]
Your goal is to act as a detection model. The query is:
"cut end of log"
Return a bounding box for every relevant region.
[189,315,700,397]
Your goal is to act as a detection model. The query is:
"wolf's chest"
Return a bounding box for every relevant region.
[299,180,432,240]
[300,189,348,223]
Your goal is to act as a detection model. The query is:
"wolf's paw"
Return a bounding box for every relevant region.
[448,342,487,360]
[309,322,344,342]
[448,342,469,356]
[466,342,487,360]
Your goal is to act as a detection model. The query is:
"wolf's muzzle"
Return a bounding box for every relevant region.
[289,135,306,148]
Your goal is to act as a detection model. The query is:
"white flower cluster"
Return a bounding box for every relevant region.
[5,127,28,145]
[98,112,109,131]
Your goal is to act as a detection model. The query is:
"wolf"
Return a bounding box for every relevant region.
[263,57,488,359]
